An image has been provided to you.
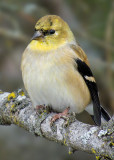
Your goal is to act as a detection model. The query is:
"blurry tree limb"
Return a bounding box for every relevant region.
[0,11,30,42]
[0,90,113,160]
[0,27,29,42]
[104,0,114,111]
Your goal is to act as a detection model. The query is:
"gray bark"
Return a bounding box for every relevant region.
[0,89,113,160]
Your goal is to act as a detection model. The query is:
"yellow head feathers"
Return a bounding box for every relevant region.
[29,15,75,51]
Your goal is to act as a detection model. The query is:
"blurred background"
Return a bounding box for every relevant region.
[0,0,114,159]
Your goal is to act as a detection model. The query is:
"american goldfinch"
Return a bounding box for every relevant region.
[21,15,110,126]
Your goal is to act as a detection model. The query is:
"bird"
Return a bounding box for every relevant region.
[21,15,110,126]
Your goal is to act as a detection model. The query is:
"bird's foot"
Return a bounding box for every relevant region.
[51,107,70,124]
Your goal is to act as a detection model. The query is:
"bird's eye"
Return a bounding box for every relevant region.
[49,29,55,34]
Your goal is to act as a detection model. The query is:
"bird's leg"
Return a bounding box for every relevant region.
[51,107,70,124]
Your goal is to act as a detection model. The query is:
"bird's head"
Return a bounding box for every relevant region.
[29,15,75,51]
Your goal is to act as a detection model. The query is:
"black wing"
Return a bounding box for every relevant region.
[75,58,101,125]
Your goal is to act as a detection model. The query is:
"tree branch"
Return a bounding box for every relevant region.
[0,89,113,159]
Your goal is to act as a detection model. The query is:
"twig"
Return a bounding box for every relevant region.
[0,89,113,160]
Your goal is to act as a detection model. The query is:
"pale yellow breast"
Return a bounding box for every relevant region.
[21,43,91,113]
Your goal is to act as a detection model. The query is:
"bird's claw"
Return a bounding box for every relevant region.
[50,107,70,126]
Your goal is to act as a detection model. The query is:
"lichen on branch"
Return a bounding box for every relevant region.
[0,89,113,160]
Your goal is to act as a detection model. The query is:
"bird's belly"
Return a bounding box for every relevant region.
[22,53,91,113]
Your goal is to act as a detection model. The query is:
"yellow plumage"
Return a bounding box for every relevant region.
[21,15,91,116]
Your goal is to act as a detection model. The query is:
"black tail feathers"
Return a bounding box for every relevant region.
[101,106,111,122]
[93,103,101,126]
[92,105,111,126]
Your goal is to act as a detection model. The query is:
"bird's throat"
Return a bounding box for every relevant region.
[29,39,66,52]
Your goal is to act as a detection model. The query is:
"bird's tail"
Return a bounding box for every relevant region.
[85,104,111,125]
[101,106,111,122]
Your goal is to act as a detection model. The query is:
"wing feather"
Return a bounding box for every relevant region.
[75,58,101,126]
[71,44,110,125]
